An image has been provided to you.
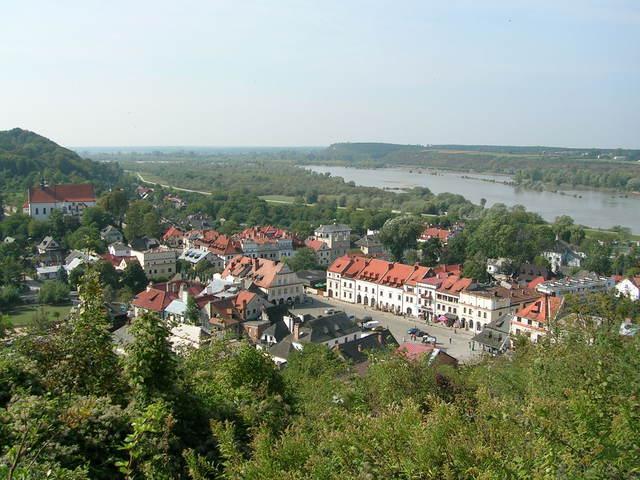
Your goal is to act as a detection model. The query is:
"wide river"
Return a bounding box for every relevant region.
[304,165,640,233]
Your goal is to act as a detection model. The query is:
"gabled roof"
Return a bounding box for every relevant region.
[420,227,451,241]
[378,262,417,288]
[132,288,177,312]
[333,329,398,364]
[237,225,292,240]
[37,236,60,250]
[233,290,258,313]
[433,264,462,275]
[438,276,473,294]
[222,256,289,289]
[618,276,640,288]
[295,312,361,344]
[515,296,564,325]
[162,226,184,240]
[268,336,296,360]
[396,342,434,361]
[262,320,290,343]
[304,239,329,251]
[28,183,96,204]
[327,255,354,274]
[355,235,381,247]
[405,266,434,286]
[315,223,350,234]
[356,258,392,283]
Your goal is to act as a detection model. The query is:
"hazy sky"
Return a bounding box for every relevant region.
[1,1,639,148]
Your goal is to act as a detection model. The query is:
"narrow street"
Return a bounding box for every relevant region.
[293,293,483,363]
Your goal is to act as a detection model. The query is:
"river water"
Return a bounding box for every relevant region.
[304,165,640,233]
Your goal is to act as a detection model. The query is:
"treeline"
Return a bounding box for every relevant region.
[125,159,481,220]
[0,272,638,478]
[298,143,640,192]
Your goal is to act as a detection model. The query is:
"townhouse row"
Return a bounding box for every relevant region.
[327,255,539,332]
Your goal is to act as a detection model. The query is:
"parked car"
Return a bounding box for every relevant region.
[421,334,437,344]
[407,327,426,337]
[361,320,381,330]
[324,308,337,315]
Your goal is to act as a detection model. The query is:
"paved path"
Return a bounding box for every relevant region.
[294,294,482,363]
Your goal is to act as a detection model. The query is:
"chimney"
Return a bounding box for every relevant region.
[293,321,300,340]
[377,332,383,345]
[545,294,550,323]
[180,284,189,303]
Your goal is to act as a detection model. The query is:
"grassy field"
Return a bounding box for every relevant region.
[6,304,72,327]
[258,195,297,204]
[583,227,640,242]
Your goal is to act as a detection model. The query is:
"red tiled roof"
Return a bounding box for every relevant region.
[236,226,292,241]
[222,256,285,289]
[343,256,370,278]
[438,276,473,294]
[132,288,177,312]
[515,296,564,325]
[527,276,546,290]
[396,342,434,361]
[356,258,392,283]
[100,253,137,267]
[328,255,354,274]
[28,184,96,204]
[406,266,434,286]
[233,290,257,312]
[421,227,451,242]
[162,226,184,240]
[304,239,328,251]
[379,262,417,287]
[433,264,462,275]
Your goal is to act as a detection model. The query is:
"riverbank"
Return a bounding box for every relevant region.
[304,165,640,233]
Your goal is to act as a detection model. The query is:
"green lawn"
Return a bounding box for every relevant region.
[6,304,72,327]
[259,195,297,204]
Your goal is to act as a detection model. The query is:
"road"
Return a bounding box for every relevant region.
[293,293,482,363]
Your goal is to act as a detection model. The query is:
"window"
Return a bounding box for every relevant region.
[35,208,39,214]
[43,207,47,214]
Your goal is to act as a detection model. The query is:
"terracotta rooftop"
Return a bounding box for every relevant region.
[356,258,392,283]
[327,255,356,275]
[132,288,177,313]
[438,276,474,294]
[28,183,96,204]
[515,296,564,325]
[304,239,328,251]
[379,262,417,287]
[222,256,286,289]
[162,226,184,240]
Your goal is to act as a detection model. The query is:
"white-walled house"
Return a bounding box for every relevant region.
[222,256,305,305]
[615,277,640,301]
[23,183,96,220]
[131,247,178,279]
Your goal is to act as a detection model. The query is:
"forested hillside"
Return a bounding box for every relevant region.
[0,128,126,202]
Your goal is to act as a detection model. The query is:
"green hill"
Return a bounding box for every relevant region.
[0,128,124,201]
